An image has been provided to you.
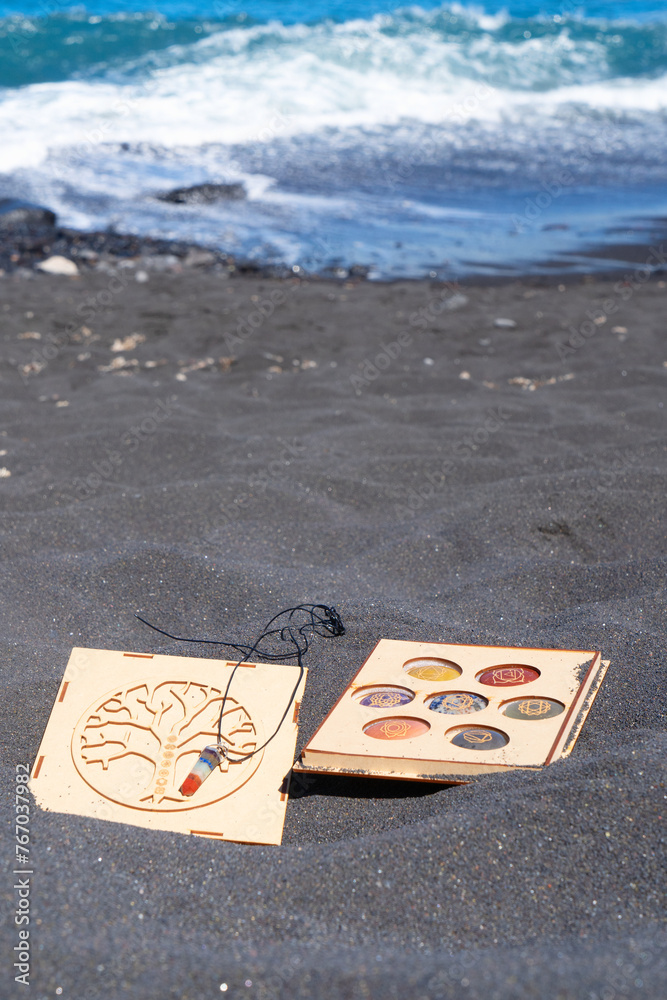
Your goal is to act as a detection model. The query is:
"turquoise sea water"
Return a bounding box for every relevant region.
[1,1,666,276]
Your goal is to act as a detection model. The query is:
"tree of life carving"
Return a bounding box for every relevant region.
[72,680,263,811]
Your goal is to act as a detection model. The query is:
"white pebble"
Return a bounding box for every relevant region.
[36,256,79,276]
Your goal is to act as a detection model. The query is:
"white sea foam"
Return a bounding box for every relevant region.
[1,12,666,173]
[2,5,666,278]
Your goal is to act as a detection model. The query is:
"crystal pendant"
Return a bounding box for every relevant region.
[179,745,225,797]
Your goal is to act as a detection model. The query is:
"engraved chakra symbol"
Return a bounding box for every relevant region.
[451,726,508,750]
[429,691,486,715]
[450,694,472,710]
[444,694,473,712]
[380,720,411,739]
[463,729,493,744]
[518,699,551,717]
[72,680,261,811]
[368,693,402,707]
[495,668,525,684]
[412,666,442,680]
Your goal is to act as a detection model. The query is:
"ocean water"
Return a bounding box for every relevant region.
[1,1,666,277]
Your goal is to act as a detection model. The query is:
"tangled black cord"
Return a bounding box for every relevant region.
[136,604,345,762]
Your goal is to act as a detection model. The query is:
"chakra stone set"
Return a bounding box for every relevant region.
[31,638,608,844]
[293,639,609,783]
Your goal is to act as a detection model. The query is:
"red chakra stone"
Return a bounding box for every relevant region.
[179,774,203,797]
[478,665,540,686]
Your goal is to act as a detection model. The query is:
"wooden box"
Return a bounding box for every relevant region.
[293,639,608,783]
[30,647,306,845]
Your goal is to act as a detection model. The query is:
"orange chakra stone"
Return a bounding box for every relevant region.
[363,717,430,741]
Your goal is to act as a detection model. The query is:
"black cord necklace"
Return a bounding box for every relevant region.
[136,603,345,796]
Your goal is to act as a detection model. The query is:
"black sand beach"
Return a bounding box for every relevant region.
[1,261,665,998]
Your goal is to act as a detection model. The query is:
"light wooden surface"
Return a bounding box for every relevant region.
[295,639,608,782]
[31,647,306,845]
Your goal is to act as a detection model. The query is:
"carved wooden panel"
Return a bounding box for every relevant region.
[31,648,306,844]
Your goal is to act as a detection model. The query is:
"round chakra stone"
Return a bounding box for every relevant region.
[404,657,462,682]
[503,698,564,720]
[450,727,509,751]
[428,692,487,715]
[357,687,415,709]
[364,717,430,741]
[477,664,540,686]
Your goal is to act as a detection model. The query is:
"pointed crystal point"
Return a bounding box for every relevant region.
[179,745,225,797]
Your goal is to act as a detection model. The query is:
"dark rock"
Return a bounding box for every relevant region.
[0,200,58,258]
[157,183,246,205]
[0,199,56,230]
